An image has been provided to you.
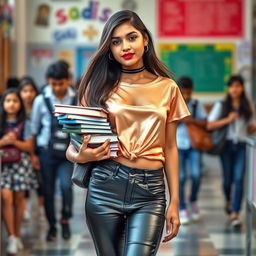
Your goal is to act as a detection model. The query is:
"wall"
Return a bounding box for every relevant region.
[12,0,252,103]
[21,0,156,86]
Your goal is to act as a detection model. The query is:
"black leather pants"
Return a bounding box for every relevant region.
[85,159,166,256]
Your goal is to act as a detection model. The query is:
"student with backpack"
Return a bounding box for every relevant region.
[176,76,207,224]
[30,62,76,241]
[207,75,256,228]
[0,88,38,254]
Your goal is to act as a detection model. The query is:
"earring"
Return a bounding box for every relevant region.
[144,45,149,53]
[108,53,114,61]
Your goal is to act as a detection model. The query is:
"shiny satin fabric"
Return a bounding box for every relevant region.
[85,159,166,256]
[106,77,190,163]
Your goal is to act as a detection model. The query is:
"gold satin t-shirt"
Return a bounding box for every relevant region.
[106,76,190,163]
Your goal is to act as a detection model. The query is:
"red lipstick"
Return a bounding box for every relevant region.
[122,53,134,60]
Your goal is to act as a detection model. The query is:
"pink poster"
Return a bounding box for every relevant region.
[158,0,244,37]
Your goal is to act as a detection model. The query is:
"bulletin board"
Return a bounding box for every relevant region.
[159,44,235,93]
[76,47,96,79]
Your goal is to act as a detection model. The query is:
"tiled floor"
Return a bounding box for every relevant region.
[1,154,256,256]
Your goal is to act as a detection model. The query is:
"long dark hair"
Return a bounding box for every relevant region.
[0,88,26,138]
[78,10,171,108]
[223,75,253,121]
[19,78,39,96]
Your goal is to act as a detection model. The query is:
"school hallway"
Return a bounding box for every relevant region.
[1,154,255,256]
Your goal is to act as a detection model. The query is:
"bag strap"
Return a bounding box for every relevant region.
[192,100,198,118]
[16,121,25,140]
[43,93,77,116]
[43,96,53,114]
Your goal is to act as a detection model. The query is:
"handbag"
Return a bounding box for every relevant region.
[186,100,213,151]
[2,146,21,164]
[1,122,24,164]
[70,136,94,189]
[71,162,93,189]
[186,123,214,151]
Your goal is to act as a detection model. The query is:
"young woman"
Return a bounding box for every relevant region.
[19,79,45,221]
[207,75,256,228]
[66,10,190,255]
[0,88,38,254]
[19,78,38,118]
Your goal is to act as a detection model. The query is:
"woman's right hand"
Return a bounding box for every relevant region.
[227,111,239,123]
[75,135,111,163]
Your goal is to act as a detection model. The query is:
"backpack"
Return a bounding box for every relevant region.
[43,94,76,159]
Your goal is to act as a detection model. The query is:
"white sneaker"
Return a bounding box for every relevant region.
[6,235,18,254]
[23,208,31,221]
[16,237,24,250]
[180,209,190,225]
[231,218,241,229]
[190,202,200,221]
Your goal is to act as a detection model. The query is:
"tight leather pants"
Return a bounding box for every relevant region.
[85,159,166,256]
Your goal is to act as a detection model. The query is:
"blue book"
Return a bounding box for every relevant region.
[59,119,110,126]
[57,114,108,122]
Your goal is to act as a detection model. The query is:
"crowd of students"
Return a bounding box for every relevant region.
[176,75,256,228]
[0,60,256,254]
[0,61,76,254]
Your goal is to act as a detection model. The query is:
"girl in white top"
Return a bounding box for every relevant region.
[207,75,256,228]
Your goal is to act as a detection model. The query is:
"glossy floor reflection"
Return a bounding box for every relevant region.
[1,155,256,256]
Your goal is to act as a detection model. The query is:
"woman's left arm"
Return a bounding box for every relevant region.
[162,121,181,243]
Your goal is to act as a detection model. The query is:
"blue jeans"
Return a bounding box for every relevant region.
[38,147,73,227]
[220,140,246,213]
[178,148,202,210]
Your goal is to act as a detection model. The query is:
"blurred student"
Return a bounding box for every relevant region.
[7,77,20,89]
[39,60,74,94]
[176,76,207,224]
[19,79,45,220]
[0,88,38,254]
[30,62,76,241]
[207,75,256,228]
[19,79,38,119]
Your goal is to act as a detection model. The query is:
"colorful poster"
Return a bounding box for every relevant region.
[76,47,96,79]
[158,0,244,37]
[30,49,54,68]
[159,43,234,93]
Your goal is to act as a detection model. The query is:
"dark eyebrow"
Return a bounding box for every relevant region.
[111,31,138,40]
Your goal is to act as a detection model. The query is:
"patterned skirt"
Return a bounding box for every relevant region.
[1,152,38,191]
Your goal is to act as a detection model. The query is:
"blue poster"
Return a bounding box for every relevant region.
[76,47,96,79]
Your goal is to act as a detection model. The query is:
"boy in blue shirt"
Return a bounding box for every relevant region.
[176,77,207,224]
[31,62,76,241]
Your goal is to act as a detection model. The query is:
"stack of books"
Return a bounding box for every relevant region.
[54,104,119,157]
